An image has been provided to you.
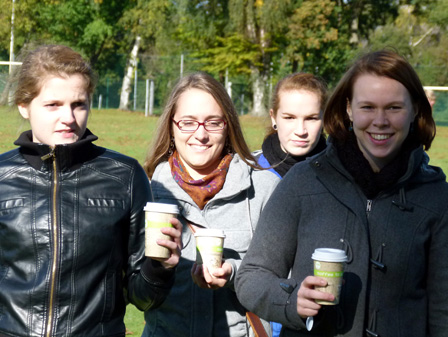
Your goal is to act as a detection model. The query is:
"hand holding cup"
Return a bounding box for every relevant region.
[144,202,182,269]
[191,261,232,289]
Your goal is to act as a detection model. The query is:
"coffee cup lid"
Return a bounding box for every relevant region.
[193,228,226,238]
[144,202,179,214]
[312,248,347,262]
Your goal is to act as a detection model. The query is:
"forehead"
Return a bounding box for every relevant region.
[37,74,88,97]
[174,88,223,118]
[352,74,410,101]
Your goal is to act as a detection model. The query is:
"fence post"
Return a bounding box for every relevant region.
[133,67,138,111]
[145,79,149,117]
[150,79,154,116]
[98,94,102,110]
[180,54,184,78]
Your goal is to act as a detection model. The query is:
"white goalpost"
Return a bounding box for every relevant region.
[424,86,448,125]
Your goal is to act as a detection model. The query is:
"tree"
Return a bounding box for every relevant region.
[117,0,175,110]
[367,1,448,85]
[225,0,290,116]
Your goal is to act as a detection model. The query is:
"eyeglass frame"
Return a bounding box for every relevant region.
[171,118,227,133]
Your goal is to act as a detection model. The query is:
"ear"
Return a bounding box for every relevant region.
[346,99,353,121]
[269,109,276,126]
[18,104,30,119]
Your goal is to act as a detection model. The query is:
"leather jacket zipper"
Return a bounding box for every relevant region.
[42,149,59,337]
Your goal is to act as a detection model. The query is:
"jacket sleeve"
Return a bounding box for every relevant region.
[125,163,175,311]
[235,169,306,331]
[428,204,448,336]
[225,169,280,291]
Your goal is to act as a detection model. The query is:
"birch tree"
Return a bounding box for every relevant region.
[227,0,289,116]
[119,36,141,110]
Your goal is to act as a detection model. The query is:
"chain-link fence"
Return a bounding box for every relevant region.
[92,74,254,116]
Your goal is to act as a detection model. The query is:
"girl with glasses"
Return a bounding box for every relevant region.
[142,72,280,337]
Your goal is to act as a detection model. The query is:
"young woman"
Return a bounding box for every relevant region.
[142,72,280,337]
[236,50,448,336]
[0,45,181,336]
[257,72,327,179]
[255,73,327,337]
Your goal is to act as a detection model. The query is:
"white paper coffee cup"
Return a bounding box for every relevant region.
[312,248,347,305]
[144,202,179,259]
[194,229,226,275]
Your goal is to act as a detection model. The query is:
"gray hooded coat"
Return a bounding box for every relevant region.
[236,143,448,337]
[143,154,280,337]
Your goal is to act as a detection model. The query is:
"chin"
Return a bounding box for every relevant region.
[288,149,309,157]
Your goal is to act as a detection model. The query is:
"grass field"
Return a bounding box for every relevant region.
[1,106,447,335]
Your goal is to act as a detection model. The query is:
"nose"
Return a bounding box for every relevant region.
[373,110,389,127]
[193,123,209,140]
[60,105,76,124]
[294,120,308,136]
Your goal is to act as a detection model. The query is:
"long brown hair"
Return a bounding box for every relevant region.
[324,49,435,150]
[144,72,258,178]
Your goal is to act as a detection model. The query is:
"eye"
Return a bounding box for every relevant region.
[207,120,223,127]
[307,116,320,121]
[73,101,87,109]
[387,105,402,111]
[360,105,373,110]
[180,120,196,126]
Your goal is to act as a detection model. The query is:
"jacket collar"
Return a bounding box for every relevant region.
[14,129,105,172]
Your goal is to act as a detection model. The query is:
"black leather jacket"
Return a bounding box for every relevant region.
[0,130,175,337]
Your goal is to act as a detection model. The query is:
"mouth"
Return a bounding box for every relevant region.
[189,144,211,151]
[369,133,392,141]
[57,129,76,137]
[291,140,309,146]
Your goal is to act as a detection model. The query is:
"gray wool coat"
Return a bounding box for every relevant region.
[236,143,448,337]
[143,154,280,337]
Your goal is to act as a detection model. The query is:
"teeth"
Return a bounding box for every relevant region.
[371,134,390,140]
[190,145,209,149]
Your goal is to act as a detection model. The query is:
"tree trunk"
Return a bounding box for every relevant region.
[250,66,267,117]
[119,36,141,110]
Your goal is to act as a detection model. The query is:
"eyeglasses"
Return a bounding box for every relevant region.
[172,118,227,132]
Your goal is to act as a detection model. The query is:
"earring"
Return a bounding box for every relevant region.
[273,124,278,130]
[168,137,175,156]
[348,121,353,132]
[225,138,233,154]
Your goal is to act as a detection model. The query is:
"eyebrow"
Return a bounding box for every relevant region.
[177,114,224,120]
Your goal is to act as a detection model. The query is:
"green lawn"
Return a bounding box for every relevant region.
[0,106,447,335]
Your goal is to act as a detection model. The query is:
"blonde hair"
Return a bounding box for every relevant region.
[144,72,258,178]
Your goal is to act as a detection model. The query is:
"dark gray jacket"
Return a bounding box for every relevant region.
[236,143,448,337]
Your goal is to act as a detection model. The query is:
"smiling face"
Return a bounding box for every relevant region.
[18,74,89,147]
[172,88,228,179]
[271,89,323,157]
[347,74,416,172]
